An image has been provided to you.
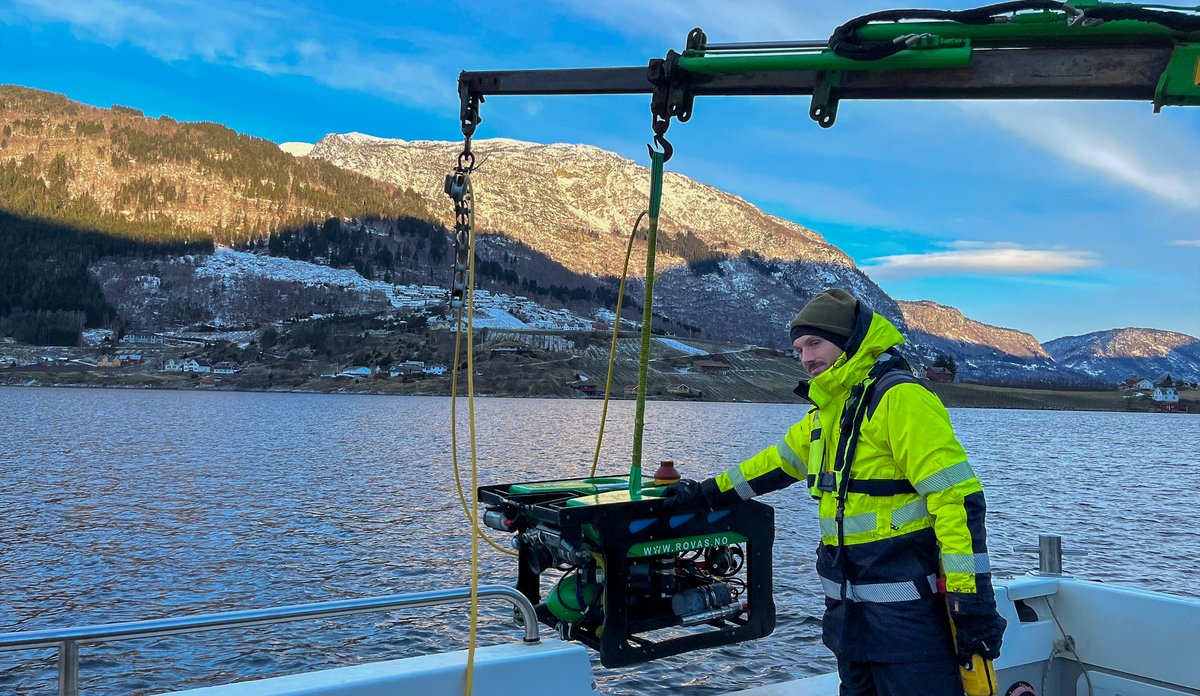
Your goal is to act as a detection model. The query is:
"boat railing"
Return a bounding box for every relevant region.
[1013,533,1088,576]
[0,583,539,696]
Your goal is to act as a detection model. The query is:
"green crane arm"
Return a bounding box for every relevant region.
[455,1,1200,153]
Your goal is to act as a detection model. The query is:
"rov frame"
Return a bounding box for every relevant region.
[478,476,775,667]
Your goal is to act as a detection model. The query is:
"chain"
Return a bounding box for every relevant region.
[443,170,472,312]
[444,92,482,311]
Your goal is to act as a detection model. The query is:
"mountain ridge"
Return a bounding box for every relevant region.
[1043,327,1200,382]
[304,132,1200,381]
[308,134,848,277]
[2,84,1195,384]
[898,299,1049,359]
[306,132,904,350]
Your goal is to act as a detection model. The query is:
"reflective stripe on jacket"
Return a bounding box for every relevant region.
[701,310,997,661]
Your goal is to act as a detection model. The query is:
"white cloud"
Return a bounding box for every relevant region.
[863,241,1101,278]
[554,1,811,44]
[552,0,939,45]
[556,1,1200,211]
[1171,239,1200,248]
[959,101,1200,210]
[523,101,545,118]
[8,0,450,108]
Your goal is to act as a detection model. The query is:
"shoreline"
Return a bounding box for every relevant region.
[2,373,1194,413]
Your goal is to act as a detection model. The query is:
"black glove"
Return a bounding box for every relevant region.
[662,478,710,511]
[951,606,1007,663]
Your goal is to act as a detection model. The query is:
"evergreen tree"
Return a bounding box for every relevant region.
[933,353,958,377]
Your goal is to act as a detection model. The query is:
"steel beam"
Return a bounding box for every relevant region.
[460,46,1172,102]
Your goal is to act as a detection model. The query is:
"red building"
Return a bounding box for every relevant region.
[925,366,954,382]
[692,359,730,374]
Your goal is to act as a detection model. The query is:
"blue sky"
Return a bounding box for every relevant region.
[2,0,1198,341]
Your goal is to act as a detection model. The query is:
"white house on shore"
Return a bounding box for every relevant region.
[388,361,449,378]
[1120,377,1155,391]
[1153,387,1179,403]
[389,360,426,378]
[181,358,213,373]
[124,333,165,345]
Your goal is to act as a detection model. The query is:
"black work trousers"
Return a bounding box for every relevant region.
[837,655,962,696]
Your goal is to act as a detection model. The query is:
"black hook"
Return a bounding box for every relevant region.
[647,134,673,162]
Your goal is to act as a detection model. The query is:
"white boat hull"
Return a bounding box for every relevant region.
[166,640,598,696]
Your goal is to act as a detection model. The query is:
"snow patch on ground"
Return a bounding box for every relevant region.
[655,338,709,356]
[279,142,314,157]
[193,248,598,330]
[467,307,529,329]
[194,248,441,310]
[454,292,594,331]
[82,329,114,345]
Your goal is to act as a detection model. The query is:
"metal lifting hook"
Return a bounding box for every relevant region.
[456,88,482,173]
[647,113,674,161]
[647,133,673,162]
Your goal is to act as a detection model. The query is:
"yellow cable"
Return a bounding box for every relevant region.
[447,210,471,696]
[445,177,516,558]
[449,319,516,556]
[590,211,646,477]
[464,195,480,696]
[445,173,503,696]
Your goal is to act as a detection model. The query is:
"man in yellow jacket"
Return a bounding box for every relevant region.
[667,289,1006,694]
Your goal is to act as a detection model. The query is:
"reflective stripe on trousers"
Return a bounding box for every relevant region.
[821,574,939,603]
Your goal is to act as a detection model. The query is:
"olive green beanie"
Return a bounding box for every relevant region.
[789,289,858,347]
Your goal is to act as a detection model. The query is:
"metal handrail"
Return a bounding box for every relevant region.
[1013,533,1089,576]
[0,584,539,696]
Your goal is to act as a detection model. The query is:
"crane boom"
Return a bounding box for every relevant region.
[460,46,1174,101]
[454,2,1200,155]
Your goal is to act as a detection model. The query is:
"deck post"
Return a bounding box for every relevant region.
[59,639,79,696]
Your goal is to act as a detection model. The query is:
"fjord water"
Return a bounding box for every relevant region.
[1,387,1197,695]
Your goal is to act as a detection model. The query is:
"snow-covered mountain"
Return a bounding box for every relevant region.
[304,134,905,349]
[899,300,1048,359]
[308,134,846,276]
[301,134,1195,372]
[1043,328,1200,383]
[5,85,1190,388]
[897,300,1102,385]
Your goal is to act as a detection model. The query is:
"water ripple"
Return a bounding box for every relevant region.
[1,388,1196,693]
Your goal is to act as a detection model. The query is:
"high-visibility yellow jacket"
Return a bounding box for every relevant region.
[699,311,998,661]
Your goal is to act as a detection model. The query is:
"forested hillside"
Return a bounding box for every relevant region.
[0,85,433,344]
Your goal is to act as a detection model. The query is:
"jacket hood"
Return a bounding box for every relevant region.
[804,311,906,407]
